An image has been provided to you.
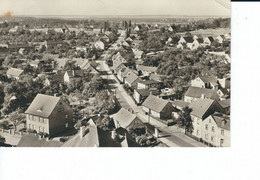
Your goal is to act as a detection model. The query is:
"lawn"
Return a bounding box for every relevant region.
[177,28,230,37]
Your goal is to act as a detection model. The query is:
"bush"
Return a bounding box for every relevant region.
[27,129,37,134]
[0,121,9,130]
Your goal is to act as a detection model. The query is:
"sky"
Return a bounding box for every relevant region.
[0,0,230,17]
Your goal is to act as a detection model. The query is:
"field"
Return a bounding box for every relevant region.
[177,28,230,37]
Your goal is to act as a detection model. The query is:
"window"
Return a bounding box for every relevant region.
[205,134,208,140]
[65,114,68,119]
[196,129,199,135]
[221,129,224,135]
[205,124,208,130]
[42,128,45,133]
[211,136,214,141]
[32,125,35,130]
[212,126,215,132]
[220,139,224,145]
[65,123,68,128]
[209,118,211,123]
[57,107,64,112]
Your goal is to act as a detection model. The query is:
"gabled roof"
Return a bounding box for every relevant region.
[198,76,218,84]
[185,86,219,100]
[17,135,63,147]
[112,60,123,70]
[125,71,140,85]
[25,94,61,118]
[62,119,99,147]
[135,89,160,97]
[137,65,157,73]
[171,100,190,109]
[138,80,160,85]
[113,108,139,128]
[142,95,173,113]
[6,68,24,78]
[189,99,216,119]
[212,113,230,131]
[206,36,214,42]
[218,99,230,108]
[183,36,194,43]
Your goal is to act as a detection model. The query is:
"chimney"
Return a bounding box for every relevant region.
[80,126,85,138]
[201,94,205,99]
[54,93,57,97]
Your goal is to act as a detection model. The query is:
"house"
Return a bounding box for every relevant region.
[101,35,110,43]
[64,70,86,84]
[188,38,203,50]
[25,94,73,136]
[117,67,131,83]
[142,95,175,119]
[132,48,143,59]
[136,65,157,77]
[171,100,190,111]
[224,33,231,40]
[29,60,40,68]
[168,26,176,32]
[62,119,100,147]
[184,86,219,103]
[218,77,230,89]
[113,108,145,131]
[218,99,230,114]
[134,25,141,31]
[17,135,63,147]
[188,99,224,141]
[202,113,230,147]
[125,71,141,88]
[193,35,203,40]
[215,35,226,43]
[6,68,24,80]
[133,88,160,104]
[203,36,214,46]
[217,88,230,100]
[191,76,219,90]
[44,74,64,86]
[137,80,161,89]
[178,36,194,44]
[94,40,105,50]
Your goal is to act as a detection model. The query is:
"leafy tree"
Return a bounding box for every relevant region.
[177,107,193,134]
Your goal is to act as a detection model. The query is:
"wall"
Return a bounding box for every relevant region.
[48,100,73,136]
[26,114,49,134]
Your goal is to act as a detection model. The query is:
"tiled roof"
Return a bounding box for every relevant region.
[189,99,215,119]
[218,99,230,108]
[183,36,194,43]
[113,108,139,128]
[135,89,160,97]
[25,94,61,117]
[142,95,172,113]
[62,119,99,147]
[171,100,190,109]
[125,71,140,85]
[139,80,160,85]
[185,86,219,100]
[137,65,157,73]
[199,76,218,84]
[212,113,230,131]
[17,135,63,147]
[6,68,24,78]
